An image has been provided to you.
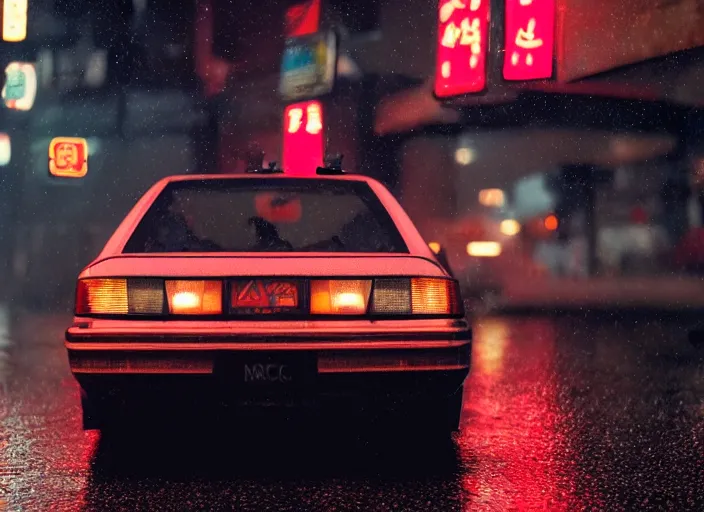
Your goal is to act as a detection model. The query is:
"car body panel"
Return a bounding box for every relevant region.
[66,173,471,427]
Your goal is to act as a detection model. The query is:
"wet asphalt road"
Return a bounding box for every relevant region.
[0,309,703,511]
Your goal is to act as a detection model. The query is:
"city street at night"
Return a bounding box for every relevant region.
[1,309,702,511]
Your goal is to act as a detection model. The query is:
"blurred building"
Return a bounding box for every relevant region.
[0,0,208,308]
[201,0,704,289]
[1,0,704,308]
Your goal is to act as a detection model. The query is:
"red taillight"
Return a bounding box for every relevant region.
[310,280,372,315]
[371,278,462,317]
[75,277,463,318]
[76,279,128,315]
[165,280,223,315]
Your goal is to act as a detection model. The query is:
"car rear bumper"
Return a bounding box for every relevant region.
[66,326,471,402]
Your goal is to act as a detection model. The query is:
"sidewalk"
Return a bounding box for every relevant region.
[492,276,704,313]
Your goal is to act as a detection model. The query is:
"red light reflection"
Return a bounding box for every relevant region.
[434,0,490,98]
[459,319,577,510]
[283,101,324,176]
[503,0,556,80]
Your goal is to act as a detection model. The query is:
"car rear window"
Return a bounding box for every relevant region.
[122,178,409,253]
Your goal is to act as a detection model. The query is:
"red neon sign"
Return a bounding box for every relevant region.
[503,0,556,81]
[283,101,324,176]
[285,0,321,37]
[434,0,490,98]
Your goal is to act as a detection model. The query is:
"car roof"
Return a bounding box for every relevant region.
[162,173,376,184]
[95,172,436,260]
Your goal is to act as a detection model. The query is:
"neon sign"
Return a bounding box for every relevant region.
[49,137,88,178]
[503,0,556,81]
[3,0,27,42]
[2,62,37,111]
[285,0,321,37]
[283,101,323,176]
[434,0,490,98]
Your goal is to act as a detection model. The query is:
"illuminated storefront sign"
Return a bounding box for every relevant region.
[3,0,27,42]
[283,101,323,176]
[0,133,10,166]
[285,0,321,37]
[49,137,88,178]
[279,31,337,102]
[2,62,37,111]
[434,0,490,98]
[503,0,556,81]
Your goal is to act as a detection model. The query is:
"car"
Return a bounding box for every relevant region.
[64,167,471,435]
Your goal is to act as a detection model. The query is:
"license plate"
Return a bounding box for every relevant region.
[230,279,300,314]
[216,353,317,393]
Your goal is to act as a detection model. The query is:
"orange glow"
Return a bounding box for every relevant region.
[503,0,556,80]
[434,0,490,97]
[544,214,558,231]
[283,101,324,176]
[3,0,27,42]
[467,241,502,257]
[428,241,442,254]
[478,188,505,207]
[310,280,371,315]
[411,278,452,315]
[49,137,88,178]
[500,219,521,236]
[165,280,222,314]
[76,279,128,315]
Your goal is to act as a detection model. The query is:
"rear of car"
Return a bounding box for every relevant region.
[65,174,471,433]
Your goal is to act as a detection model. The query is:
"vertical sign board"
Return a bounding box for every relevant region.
[3,0,27,42]
[283,101,323,176]
[2,62,37,111]
[503,0,556,80]
[285,0,321,37]
[49,137,89,178]
[279,31,337,103]
[434,0,491,98]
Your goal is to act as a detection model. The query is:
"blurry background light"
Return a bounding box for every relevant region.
[428,241,441,254]
[2,62,37,111]
[478,188,505,208]
[500,219,521,236]
[544,214,559,231]
[467,241,502,257]
[3,0,28,42]
[0,133,11,165]
[455,147,476,165]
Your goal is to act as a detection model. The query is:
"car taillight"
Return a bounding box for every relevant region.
[372,278,462,316]
[75,277,462,317]
[76,278,129,315]
[165,280,222,315]
[76,278,222,316]
[310,280,372,315]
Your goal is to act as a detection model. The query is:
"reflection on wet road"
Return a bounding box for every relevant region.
[0,311,702,511]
